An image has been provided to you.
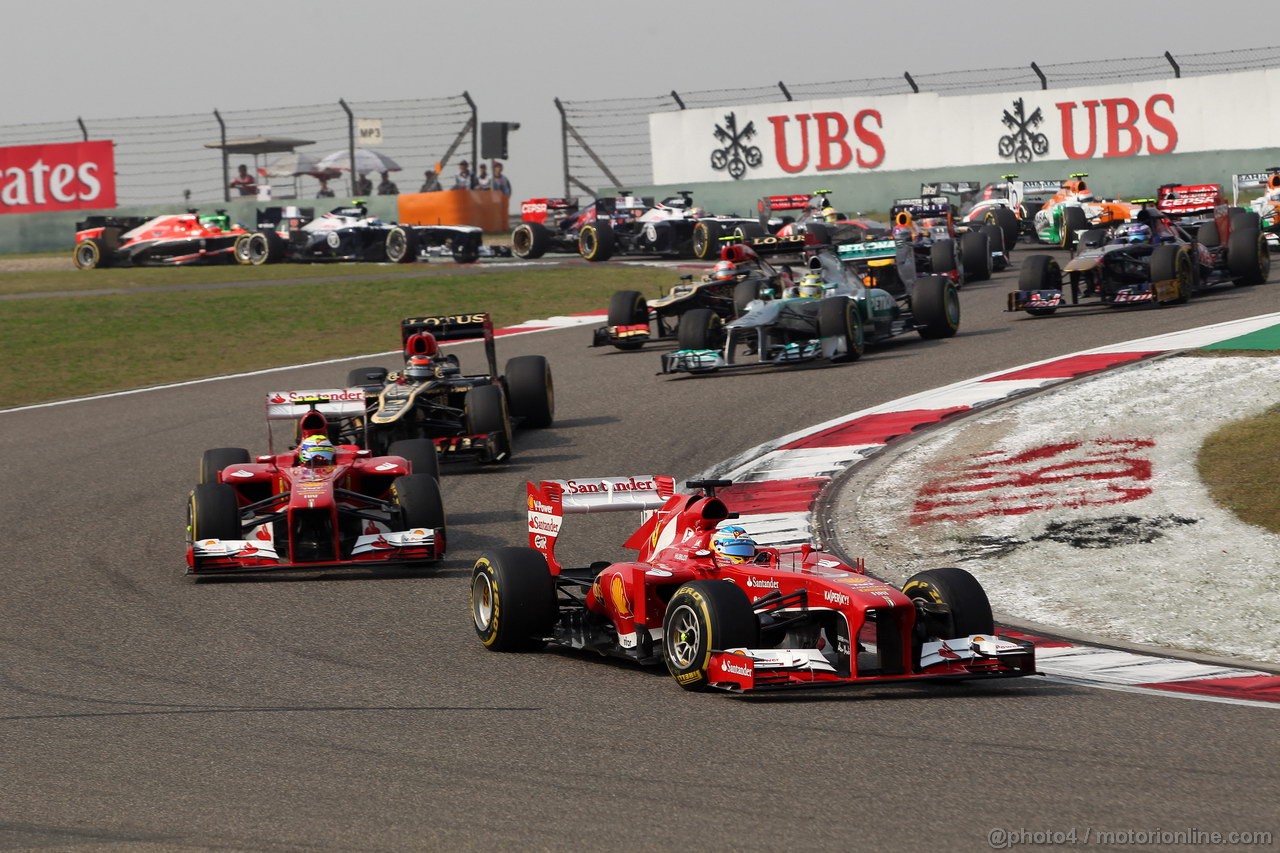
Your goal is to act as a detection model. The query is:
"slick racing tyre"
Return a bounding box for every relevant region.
[733,222,766,241]
[1197,220,1222,249]
[511,222,551,259]
[1017,255,1062,316]
[1227,226,1269,286]
[504,355,555,429]
[607,290,649,350]
[464,384,513,463]
[903,567,994,639]
[1060,206,1089,250]
[390,474,447,546]
[663,580,759,691]
[692,219,721,260]
[579,220,614,262]
[912,276,960,339]
[1150,244,1192,305]
[676,307,725,351]
[980,224,1008,270]
[387,438,441,482]
[385,226,419,264]
[818,296,864,362]
[984,207,1020,257]
[73,238,109,270]
[1230,208,1261,233]
[960,230,991,282]
[237,232,273,265]
[930,239,958,275]
[451,234,482,264]
[199,447,251,486]
[188,483,241,542]
[471,547,557,651]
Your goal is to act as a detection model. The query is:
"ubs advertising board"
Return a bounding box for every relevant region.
[0,140,116,214]
[650,68,1279,184]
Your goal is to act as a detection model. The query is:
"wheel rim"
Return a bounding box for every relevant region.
[513,226,532,255]
[75,244,97,268]
[388,230,406,259]
[581,228,596,256]
[471,573,495,631]
[665,603,701,668]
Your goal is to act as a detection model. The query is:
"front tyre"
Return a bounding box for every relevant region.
[390,474,447,543]
[471,547,556,651]
[692,220,721,260]
[504,355,554,428]
[818,296,864,362]
[662,580,759,691]
[902,567,994,638]
[73,238,106,270]
[387,438,441,482]
[199,447,251,486]
[465,384,513,463]
[188,483,241,542]
[676,307,725,351]
[607,289,649,350]
[385,226,418,263]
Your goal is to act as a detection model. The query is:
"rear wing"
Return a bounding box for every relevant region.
[1156,183,1224,218]
[1231,170,1280,205]
[919,180,979,197]
[526,475,676,572]
[256,205,315,230]
[264,388,368,452]
[891,197,952,216]
[519,197,580,224]
[401,312,497,377]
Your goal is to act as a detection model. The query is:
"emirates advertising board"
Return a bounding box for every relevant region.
[650,68,1280,184]
[0,140,116,214]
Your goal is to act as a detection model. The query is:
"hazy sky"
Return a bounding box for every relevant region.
[5,0,1272,199]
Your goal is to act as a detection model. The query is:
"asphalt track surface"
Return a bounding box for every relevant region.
[3,250,1279,851]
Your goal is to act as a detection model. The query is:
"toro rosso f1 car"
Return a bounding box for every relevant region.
[186,389,446,577]
[470,477,1035,693]
[73,212,249,269]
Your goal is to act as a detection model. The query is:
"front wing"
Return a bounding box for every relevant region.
[186,528,443,575]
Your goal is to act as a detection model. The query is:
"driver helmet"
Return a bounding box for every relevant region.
[822,206,840,223]
[713,260,737,281]
[797,272,825,298]
[711,527,757,564]
[1116,223,1151,244]
[298,434,336,467]
[404,355,439,381]
[689,207,706,218]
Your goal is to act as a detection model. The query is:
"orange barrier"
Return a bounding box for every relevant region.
[397,190,508,231]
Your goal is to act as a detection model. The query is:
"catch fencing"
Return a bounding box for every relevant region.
[0,95,476,207]
[554,45,1280,196]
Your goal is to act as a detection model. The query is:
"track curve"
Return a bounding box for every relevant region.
[3,251,1279,850]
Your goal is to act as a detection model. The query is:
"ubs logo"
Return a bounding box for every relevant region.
[998,98,1050,164]
[711,112,763,180]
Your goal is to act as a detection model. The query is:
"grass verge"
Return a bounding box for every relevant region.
[1196,401,1280,534]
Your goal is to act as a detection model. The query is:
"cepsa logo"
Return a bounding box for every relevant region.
[0,140,116,214]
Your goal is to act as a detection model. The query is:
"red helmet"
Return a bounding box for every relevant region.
[713,260,737,281]
[405,331,438,357]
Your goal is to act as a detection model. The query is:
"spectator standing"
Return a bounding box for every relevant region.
[452,160,476,190]
[356,173,373,195]
[316,176,335,198]
[475,163,491,190]
[377,171,399,195]
[491,162,512,196]
[229,163,257,196]
[419,168,442,192]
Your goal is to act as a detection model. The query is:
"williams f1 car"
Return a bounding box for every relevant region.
[186,389,446,577]
[344,313,554,465]
[470,477,1036,693]
[73,212,249,269]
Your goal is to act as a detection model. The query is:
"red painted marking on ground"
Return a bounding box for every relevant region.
[720,477,829,515]
[998,630,1074,649]
[912,438,1154,524]
[982,352,1160,382]
[781,408,969,450]
[1145,675,1280,703]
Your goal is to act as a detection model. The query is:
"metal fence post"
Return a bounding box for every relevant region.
[214,109,228,202]
[76,118,88,142]
[555,98,570,198]
[1165,51,1181,78]
[778,81,792,102]
[463,91,478,173]
[1031,62,1047,90]
[904,72,919,94]
[339,99,356,196]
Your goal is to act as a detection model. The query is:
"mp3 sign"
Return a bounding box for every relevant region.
[650,68,1280,183]
[0,140,116,214]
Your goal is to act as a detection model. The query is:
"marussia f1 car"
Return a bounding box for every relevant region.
[235,203,484,265]
[1008,193,1270,316]
[592,236,798,351]
[186,389,446,577]
[660,231,960,375]
[1230,169,1278,247]
[344,313,554,464]
[470,477,1036,693]
[73,212,249,269]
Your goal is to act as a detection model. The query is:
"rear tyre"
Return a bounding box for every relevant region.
[471,547,556,652]
[818,297,864,362]
[73,238,106,270]
[903,567,994,638]
[240,232,273,265]
[1230,209,1261,233]
[1197,221,1221,248]
[188,483,241,542]
[385,226,418,263]
[1060,206,1088,249]
[390,473,447,536]
[1150,244,1192,305]
[387,438,440,482]
[663,580,759,691]
[912,276,960,339]
[464,384,512,463]
[733,222,766,241]
[607,289,648,350]
[676,307,725,350]
[960,230,991,282]
[930,239,957,275]
[579,221,614,261]
[987,207,1020,256]
[512,222,550,259]
[504,355,554,428]
[1227,226,1269,286]
[199,447,251,486]
[692,220,721,259]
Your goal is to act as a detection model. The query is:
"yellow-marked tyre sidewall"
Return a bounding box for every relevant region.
[471,558,501,647]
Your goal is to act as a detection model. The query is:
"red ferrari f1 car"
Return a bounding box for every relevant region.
[186,389,446,577]
[470,477,1035,693]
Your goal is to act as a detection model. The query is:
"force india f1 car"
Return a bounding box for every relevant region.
[1008,190,1270,316]
[470,477,1036,693]
[235,203,484,265]
[1230,169,1280,247]
[73,212,249,269]
[592,236,798,351]
[186,389,446,577]
[344,313,554,464]
[661,230,960,375]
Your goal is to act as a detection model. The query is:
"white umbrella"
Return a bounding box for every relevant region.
[263,151,334,178]
[317,148,403,175]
